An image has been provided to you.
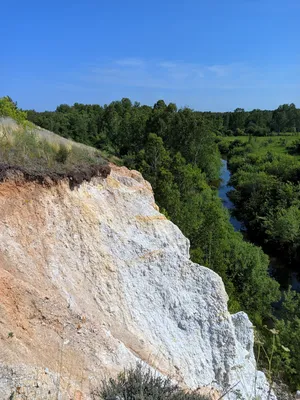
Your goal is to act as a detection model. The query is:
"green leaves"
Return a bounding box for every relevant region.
[225,134,300,389]
[270,289,300,389]
[264,206,300,245]
[0,96,28,125]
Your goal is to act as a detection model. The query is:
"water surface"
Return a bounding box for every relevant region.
[218,159,243,231]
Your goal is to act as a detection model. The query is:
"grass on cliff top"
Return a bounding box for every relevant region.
[0,117,108,180]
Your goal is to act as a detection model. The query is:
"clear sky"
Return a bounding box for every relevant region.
[1,0,300,111]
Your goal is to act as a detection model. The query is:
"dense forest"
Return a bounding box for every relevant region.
[200,103,300,136]
[2,97,300,390]
[218,134,300,391]
[27,102,300,140]
[219,136,300,267]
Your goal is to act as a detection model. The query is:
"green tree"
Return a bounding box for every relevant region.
[0,96,27,125]
[273,288,300,389]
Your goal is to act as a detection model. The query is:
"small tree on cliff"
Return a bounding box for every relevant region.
[0,96,28,125]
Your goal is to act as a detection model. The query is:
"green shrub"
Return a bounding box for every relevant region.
[92,364,210,400]
[0,96,28,125]
[55,144,69,163]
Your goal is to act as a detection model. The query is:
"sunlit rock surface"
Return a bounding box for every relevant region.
[0,165,275,399]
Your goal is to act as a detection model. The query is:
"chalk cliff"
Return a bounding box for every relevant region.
[0,165,275,399]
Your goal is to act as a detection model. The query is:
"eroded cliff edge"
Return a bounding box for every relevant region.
[0,165,274,399]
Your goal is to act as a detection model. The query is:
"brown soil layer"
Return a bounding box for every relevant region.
[0,162,111,188]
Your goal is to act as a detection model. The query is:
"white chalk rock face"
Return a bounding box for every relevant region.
[0,166,275,399]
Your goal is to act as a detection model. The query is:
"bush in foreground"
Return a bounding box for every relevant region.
[92,364,210,400]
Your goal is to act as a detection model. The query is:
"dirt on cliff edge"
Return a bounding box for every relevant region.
[0,162,111,188]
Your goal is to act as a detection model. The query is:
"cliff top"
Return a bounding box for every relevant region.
[0,102,110,186]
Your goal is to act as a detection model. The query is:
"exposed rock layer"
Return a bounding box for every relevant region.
[0,166,274,399]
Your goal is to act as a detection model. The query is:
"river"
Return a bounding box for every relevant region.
[218,160,243,232]
[219,159,300,291]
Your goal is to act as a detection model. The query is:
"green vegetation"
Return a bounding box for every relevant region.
[196,103,300,136]
[252,289,300,391]
[0,126,106,179]
[218,135,300,157]
[218,134,300,390]
[0,96,108,181]
[92,364,210,400]
[21,98,300,390]
[26,98,280,325]
[0,96,28,125]
[219,136,300,266]
[273,289,300,389]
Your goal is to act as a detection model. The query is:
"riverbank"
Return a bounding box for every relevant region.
[219,158,300,291]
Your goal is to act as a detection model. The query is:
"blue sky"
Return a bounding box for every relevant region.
[1,0,300,111]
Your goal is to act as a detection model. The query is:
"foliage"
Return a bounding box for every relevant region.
[287,139,300,155]
[55,144,69,163]
[255,289,300,391]
[0,102,106,178]
[273,288,300,390]
[220,137,300,266]
[219,132,300,389]
[193,104,300,136]
[92,364,210,400]
[27,100,221,181]
[0,96,28,125]
[0,126,106,176]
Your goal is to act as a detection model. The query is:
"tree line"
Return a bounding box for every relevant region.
[28,101,300,141]
[198,103,300,136]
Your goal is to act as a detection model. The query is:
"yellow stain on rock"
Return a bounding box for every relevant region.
[77,201,98,222]
[106,176,121,188]
[152,203,160,211]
